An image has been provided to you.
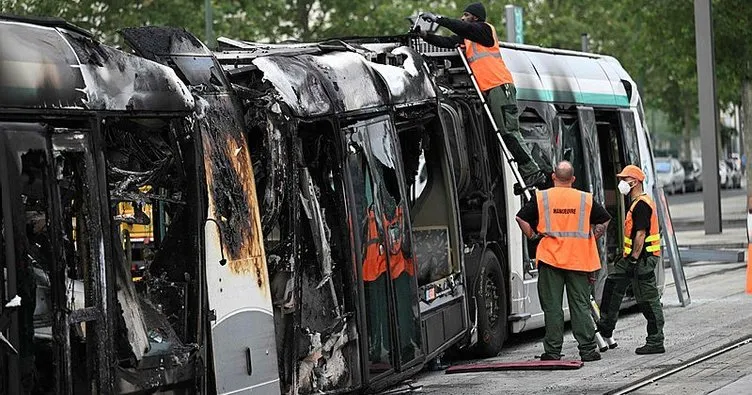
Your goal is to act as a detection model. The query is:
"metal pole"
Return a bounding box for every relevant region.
[504,5,523,44]
[694,0,722,234]
[204,0,214,49]
[581,33,589,52]
[505,5,515,43]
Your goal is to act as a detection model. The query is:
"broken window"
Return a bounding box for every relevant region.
[557,114,588,192]
[103,117,200,388]
[0,129,98,395]
[519,109,554,177]
[349,117,422,369]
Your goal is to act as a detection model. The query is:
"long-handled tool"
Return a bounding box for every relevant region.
[455,47,533,201]
[590,294,617,350]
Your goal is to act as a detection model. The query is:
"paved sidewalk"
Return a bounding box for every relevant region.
[668,189,747,249]
[674,227,747,249]
[668,189,746,228]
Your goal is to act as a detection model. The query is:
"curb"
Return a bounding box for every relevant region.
[678,243,747,250]
[672,219,746,228]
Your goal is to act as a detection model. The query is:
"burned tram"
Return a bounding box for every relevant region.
[1,17,277,394]
[1,14,669,395]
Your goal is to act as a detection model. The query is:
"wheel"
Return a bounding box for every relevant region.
[472,249,508,358]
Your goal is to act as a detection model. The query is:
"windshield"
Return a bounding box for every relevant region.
[655,161,671,173]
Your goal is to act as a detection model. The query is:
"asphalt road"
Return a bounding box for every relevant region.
[403,261,752,394]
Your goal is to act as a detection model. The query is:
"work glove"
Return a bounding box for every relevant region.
[529,232,547,242]
[587,271,597,285]
[421,11,440,23]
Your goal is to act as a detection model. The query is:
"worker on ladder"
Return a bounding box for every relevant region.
[416,2,547,189]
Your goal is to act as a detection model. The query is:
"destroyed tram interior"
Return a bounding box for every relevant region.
[1,14,667,395]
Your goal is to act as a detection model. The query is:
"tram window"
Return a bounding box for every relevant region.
[398,128,429,206]
[557,115,587,192]
[519,114,554,175]
[619,110,641,166]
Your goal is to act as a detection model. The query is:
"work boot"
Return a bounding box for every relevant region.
[635,344,665,355]
[539,353,561,361]
[580,351,601,362]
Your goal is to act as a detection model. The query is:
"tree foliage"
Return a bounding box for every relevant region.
[1,0,750,144]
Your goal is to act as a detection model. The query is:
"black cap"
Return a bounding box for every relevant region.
[464,2,486,21]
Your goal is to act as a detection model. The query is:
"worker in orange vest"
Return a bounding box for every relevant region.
[363,200,419,362]
[597,165,665,355]
[416,2,546,189]
[516,161,611,362]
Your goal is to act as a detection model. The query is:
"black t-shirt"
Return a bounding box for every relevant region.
[629,200,653,257]
[516,194,611,229]
[422,18,495,49]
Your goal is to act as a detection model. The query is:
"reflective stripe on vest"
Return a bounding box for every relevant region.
[540,190,590,239]
[623,194,661,257]
[535,187,601,272]
[463,23,514,91]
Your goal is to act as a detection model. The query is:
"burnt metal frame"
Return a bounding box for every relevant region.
[0,124,92,394]
[0,127,22,395]
[52,125,115,393]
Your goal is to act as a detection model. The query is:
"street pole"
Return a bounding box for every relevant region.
[694,0,722,234]
[504,5,524,44]
[204,0,214,49]
[581,33,589,52]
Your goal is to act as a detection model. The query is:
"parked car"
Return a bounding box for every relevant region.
[655,157,686,194]
[681,159,703,192]
[725,159,742,188]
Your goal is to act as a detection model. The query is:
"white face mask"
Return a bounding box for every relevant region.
[617,180,633,195]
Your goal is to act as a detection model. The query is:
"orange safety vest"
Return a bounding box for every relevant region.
[464,23,514,92]
[535,187,601,272]
[623,194,661,257]
[386,206,414,279]
[363,206,414,281]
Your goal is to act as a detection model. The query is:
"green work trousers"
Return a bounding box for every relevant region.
[538,263,598,357]
[486,83,540,177]
[364,273,419,366]
[364,275,391,365]
[598,255,665,347]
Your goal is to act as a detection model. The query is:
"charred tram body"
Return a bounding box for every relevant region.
[209,33,666,393]
[1,16,667,395]
[0,18,276,394]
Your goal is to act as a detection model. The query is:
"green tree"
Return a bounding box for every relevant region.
[714,0,752,169]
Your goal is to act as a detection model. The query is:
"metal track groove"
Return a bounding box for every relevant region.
[607,336,752,395]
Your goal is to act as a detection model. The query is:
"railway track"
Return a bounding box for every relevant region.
[607,336,752,395]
